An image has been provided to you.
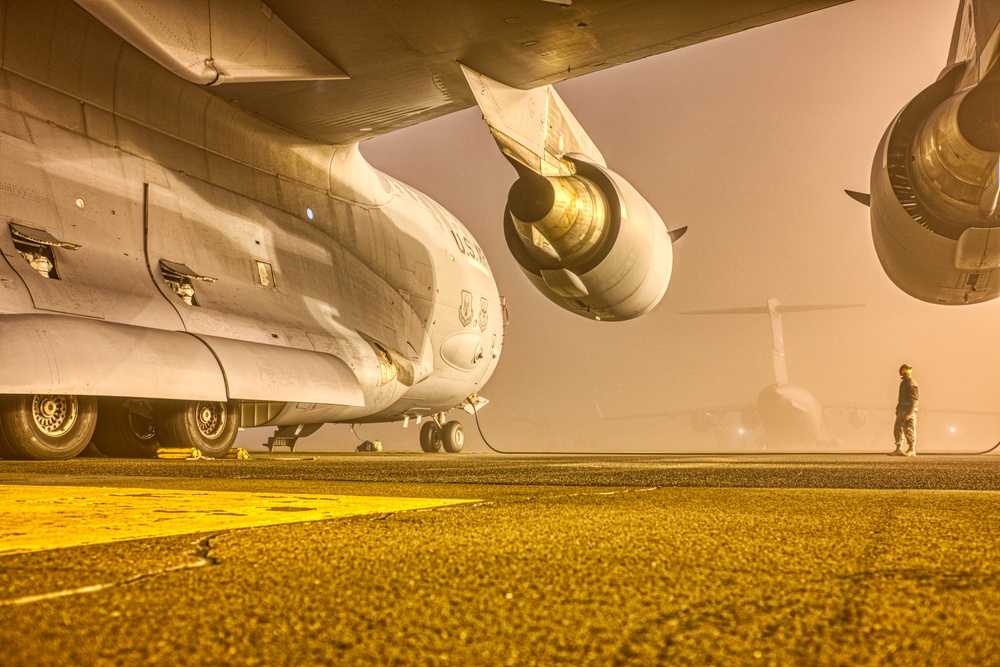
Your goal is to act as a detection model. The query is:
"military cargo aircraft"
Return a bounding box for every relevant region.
[593,299,863,449]
[0,0,854,460]
[680,299,863,448]
[0,1,988,460]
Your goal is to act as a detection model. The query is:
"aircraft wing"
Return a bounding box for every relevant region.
[73,0,851,144]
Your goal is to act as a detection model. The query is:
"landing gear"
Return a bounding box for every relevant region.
[442,421,464,453]
[419,416,464,454]
[155,400,238,458]
[419,421,442,453]
[92,399,159,458]
[0,394,97,460]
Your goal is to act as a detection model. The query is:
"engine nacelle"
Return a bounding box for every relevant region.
[504,156,673,321]
[870,63,1000,305]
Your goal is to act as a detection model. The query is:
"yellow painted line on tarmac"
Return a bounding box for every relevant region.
[0,485,476,556]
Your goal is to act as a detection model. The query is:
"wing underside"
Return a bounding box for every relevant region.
[72,0,851,144]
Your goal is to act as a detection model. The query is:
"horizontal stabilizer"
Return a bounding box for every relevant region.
[845,190,871,207]
[681,298,864,387]
[776,303,865,313]
[681,302,864,315]
[680,306,769,315]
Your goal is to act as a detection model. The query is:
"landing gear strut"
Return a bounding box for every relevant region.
[419,414,464,454]
[92,398,159,458]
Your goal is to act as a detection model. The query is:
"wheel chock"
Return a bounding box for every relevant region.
[155,447,202,460]
[224,448,250,460]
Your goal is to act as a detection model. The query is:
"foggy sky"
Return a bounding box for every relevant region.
[322,0,998,453]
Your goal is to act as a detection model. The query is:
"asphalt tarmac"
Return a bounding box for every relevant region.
[1,453,1000,666]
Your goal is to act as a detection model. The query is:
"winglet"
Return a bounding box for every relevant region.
[668,226,688,243]
[460,63,604,176]
[845,190,871,207]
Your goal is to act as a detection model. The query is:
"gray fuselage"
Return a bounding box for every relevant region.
[0,0,503,431]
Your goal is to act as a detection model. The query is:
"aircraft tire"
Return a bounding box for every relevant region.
[442,421,464,454]
[155,400,238,458]
[92,399,159,458]
[0,394,97,460]
[419,421,442,453]
[0,423,19,460]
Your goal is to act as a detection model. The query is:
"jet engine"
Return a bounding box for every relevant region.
[462,64,683,321]
[504,156,676,321]
[868,62,1000,305]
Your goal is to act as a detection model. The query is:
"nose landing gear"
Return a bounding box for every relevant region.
[419,413,464,453]
[419,420,442,452]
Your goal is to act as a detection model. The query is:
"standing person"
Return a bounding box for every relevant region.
[891,364,919,457]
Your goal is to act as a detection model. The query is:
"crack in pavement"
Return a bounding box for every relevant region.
[0,499,475,608]
[0,533,222,609]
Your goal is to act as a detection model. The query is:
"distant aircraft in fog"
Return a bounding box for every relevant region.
[591,298,863,449]
[680,299,863,449]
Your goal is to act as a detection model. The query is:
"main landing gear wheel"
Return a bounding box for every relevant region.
[419,420,464,454]
[442,421,464,454]
[92,399,159,458]
[0,415,17,460]
[420,421,442,453]
[0,394,97,460]
[155,400,238,458]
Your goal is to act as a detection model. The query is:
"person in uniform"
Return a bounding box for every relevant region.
[891,364,919,457]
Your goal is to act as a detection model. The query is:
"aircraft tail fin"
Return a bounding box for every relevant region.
[681,299,864,386]
[460,64,605,176]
